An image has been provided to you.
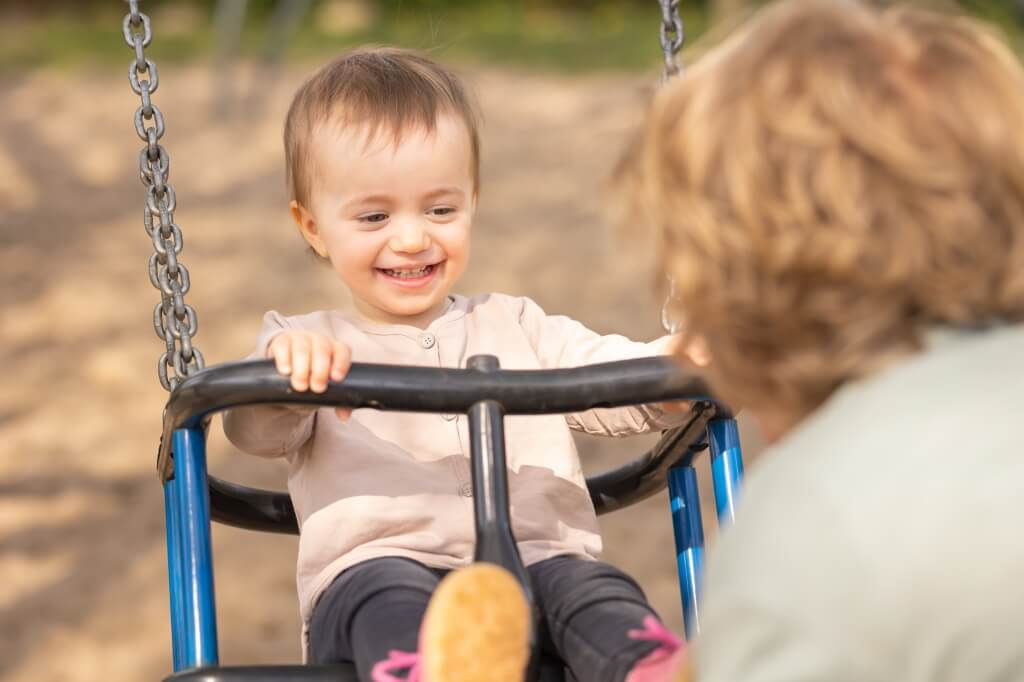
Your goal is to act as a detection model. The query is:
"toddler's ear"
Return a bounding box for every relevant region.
[291,200,327,257]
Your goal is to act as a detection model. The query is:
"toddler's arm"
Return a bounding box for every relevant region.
[222,312,351,458]
[516,297,706,436]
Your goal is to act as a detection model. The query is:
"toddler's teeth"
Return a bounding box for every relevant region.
[382,264,434,279]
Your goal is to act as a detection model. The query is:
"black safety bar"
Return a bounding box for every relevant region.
[159,357,729,533]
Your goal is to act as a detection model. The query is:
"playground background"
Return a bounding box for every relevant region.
[1,1,1020,680]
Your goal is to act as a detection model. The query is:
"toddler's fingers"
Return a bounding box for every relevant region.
[686,338,711,367]
[309,335,332,393]
[335,407,352,421]
[330,340,352,382]
[289,334,312,392]
[268,335,292,375]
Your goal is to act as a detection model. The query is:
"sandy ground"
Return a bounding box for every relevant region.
[0,62,763,681]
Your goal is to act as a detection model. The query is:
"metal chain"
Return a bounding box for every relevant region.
[658,0,685,332]
[123,0,204,391]
[658,0,685,81]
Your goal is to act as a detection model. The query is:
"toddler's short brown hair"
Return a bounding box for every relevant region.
[285,47,481,208]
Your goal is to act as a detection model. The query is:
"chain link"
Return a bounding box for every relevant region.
[123,0,203,391]
[657,0,685,81]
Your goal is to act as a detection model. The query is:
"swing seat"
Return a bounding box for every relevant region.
[164,657,571,681]
[165,665,357,681]
[159,359,738,681]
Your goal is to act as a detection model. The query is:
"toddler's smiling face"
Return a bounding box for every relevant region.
[292,113,475,329]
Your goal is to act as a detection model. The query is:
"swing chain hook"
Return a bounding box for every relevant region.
[658,0,685,81]
[661,278,685,334]
[123,0,204,392]
[656,1,686,331]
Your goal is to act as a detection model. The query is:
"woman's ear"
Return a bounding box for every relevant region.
[290,200,328,258]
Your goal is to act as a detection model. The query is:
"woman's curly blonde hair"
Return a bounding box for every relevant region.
[618,0,1024,419]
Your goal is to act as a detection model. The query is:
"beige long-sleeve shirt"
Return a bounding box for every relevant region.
[223,292,680,627]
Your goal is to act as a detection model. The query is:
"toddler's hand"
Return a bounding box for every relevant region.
[267,331,353,420]
[661,334,712,414]
[678,335,711,369]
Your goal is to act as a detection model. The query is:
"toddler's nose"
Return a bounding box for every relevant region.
[389,219,430,254]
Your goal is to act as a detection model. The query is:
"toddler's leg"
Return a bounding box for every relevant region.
[308,557,442,679]
[530,556,687,682]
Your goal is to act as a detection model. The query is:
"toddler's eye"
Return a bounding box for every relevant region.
[359,212,389,224]
[429,207,456,217]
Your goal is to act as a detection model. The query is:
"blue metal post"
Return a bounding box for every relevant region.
[667,466,704,640]
[163,477,187,672]
[708,418,744,524]
[172,428,219,669]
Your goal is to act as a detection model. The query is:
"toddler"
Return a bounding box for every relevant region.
[224,48,698,682]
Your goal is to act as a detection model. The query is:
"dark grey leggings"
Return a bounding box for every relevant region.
[308,555,662,682]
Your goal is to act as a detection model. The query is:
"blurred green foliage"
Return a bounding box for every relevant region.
[0,0,1020,72]
[0,0,693,72]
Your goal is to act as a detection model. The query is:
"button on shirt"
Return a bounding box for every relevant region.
[223,292,681,628]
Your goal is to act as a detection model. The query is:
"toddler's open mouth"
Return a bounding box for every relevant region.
[378,263,437,279]
[376,261,444,288]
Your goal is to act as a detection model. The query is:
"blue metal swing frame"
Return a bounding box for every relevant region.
[158,357,743,676]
